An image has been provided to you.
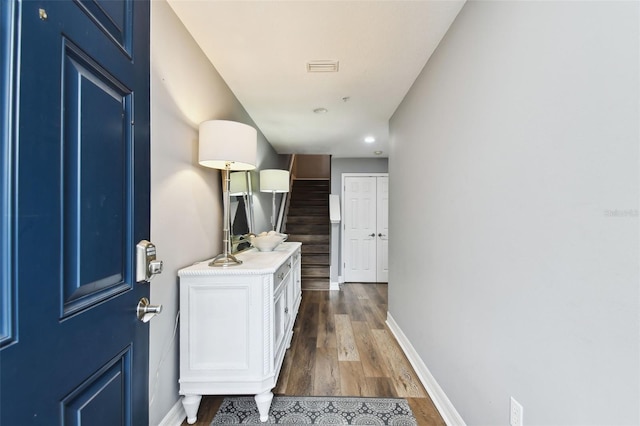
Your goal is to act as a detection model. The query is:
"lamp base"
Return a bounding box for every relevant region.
[208,253,243,267]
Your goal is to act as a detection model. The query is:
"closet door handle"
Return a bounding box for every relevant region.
[368,233,375,237]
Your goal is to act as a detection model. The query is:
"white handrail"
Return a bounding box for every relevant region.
[329,194,340,224]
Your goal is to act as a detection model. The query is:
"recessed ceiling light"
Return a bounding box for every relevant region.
[313,108,328,114]
[364,136,375,143]
[374,151,383,155]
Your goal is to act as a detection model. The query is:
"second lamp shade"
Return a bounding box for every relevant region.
[260,169,289,193]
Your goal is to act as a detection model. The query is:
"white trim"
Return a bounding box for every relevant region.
[157,399,186,426]
[338,275,344,284]
[386,313,466,426]
[329,281,340,291]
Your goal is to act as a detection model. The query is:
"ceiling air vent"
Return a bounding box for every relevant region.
[307,60,339,73]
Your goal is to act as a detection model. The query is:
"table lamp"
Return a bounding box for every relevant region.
[199,120,256,266]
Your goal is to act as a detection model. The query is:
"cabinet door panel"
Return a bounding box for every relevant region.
[188,284,252,372]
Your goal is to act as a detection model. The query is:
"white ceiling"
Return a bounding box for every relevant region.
[167,0,465,158]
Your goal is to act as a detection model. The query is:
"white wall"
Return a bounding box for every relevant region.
[389,1,639,425]
[149,2,285,424]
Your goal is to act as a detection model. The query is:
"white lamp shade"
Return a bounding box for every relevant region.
[229,172,248,195]
[198,120,257,170]
[260,169,290,193]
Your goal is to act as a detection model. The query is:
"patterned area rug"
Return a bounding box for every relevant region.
[211,396,417,425]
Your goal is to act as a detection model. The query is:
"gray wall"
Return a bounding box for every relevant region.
[150,2,286,423]
[389,1,639,424]
[330,158,388,282]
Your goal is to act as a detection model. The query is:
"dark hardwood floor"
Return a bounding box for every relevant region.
[181,283,445,425]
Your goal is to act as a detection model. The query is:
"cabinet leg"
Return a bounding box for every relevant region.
[254,390,273,422]
[182,394,202,425]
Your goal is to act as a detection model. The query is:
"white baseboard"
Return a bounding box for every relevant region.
[386,313,466,426]
[157,398,185,426]
[330,281,340,291]
[338,275,344,284]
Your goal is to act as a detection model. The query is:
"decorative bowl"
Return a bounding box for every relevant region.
[250,233,287,252]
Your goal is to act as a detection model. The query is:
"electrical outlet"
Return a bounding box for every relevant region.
[510,397,523,426]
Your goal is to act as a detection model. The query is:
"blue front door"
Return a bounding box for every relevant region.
[1,1,150,424]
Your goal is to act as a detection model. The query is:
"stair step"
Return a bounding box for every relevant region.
[301,279,330,291]
[292,187,331,198]
[290,198,328,206]
[288,206,328,216]
[302,254,330,265]
[293,179,330,186]
[286,224,330,235]
[286,216,328,225]
[288,234,329,244]
[302,265,329,277]
[301,244,329,254]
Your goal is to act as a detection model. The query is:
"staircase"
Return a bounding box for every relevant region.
[285,179,330,290]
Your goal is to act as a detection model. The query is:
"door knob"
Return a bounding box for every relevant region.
[137,297,162,322]
[369,233,375,237]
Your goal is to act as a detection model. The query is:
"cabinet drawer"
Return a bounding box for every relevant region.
[274,257,293,289]
[292,248,301,266]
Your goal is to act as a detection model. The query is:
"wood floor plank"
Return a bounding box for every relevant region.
[344,296,367,321]
[364,377,397,398]
[328,288,349,315]
[351,320,391,378]
[351,283,371,300]
[363,283,387,305]
[335,314,360,361]
[285,337,316,395]
[316,296,337,348]
[407,397,447,426]
[371,328,427,398]
[338,361,370,396]
[362,302,387,329]
[341,284,367,321]
[313,346,341,395]
[298,301,319,339]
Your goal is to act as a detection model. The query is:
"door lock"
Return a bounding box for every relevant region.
[136,240,163,282]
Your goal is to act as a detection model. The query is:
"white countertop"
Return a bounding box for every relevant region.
[178,242,301,277]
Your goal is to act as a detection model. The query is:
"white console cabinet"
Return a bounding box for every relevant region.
[178,242,302,424]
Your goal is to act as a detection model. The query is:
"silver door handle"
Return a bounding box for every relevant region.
[137,297,162,322]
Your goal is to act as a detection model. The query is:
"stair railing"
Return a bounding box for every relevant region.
[276,154,296,233]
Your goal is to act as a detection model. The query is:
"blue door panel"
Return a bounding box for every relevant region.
[74,0,133,55]
[62,347,131,426]
[62,41,132,317]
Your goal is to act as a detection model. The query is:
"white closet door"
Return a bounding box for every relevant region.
[376,176,389,283]
[344,176,377,282]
